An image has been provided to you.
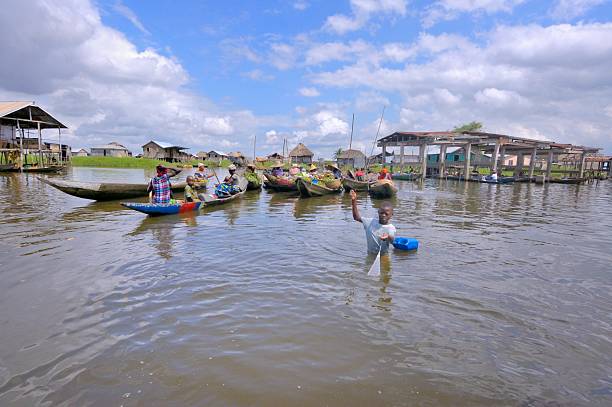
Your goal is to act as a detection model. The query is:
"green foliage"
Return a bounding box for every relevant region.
[453,121,483,133]
[333,148,343,160]
[70,156,230,169]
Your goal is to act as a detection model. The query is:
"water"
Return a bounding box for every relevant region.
[1,168,611,406]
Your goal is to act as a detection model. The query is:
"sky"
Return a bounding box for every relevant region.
[1,0,611,158]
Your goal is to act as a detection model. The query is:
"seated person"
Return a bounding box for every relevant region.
[378,168,392,180]
[355,168,365,181]
[216,164,242,197]
[271,165,284,177]
[289,163,300,176]
[184,176,200,202]
[194,163,214,180]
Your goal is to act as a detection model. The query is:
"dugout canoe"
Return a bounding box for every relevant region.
[262,173,298,192]
[391,173,417,181]
[40,177,187,201]
[341,177,372,192]
[121,201,202,216]
[2,165,64,173]
[296,178,342,197]
[200,177,249,206]
[368,179,397,199]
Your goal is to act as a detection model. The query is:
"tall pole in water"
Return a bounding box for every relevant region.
[367,106,386,168]
[348,113,354,152]
[253,135,256,162]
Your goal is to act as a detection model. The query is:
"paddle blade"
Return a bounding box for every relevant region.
[367,251,381,277]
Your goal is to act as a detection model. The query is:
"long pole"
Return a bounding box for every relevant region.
[17,121,23,172]
[367,106,386,168]
[253,135,256,161]
[58,126,62,164]
[348,113,354,151]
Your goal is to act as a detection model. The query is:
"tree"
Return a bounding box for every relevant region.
[333,148,343,160]
[453,121,483,133]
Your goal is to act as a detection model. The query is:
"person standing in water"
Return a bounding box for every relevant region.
[148,165,181,204]
[349,189,396,254]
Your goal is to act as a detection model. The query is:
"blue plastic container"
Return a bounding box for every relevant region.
[392,237,419,251]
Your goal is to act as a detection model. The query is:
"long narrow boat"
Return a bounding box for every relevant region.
[296,178,342,197]
[480,176,515,184]
[550,177,583,184]
[121,178,249,216]
[262,173,297,192]
[40,177,187,201]
[342,177,372,191]
[368,179,397,198]
[2,165,64,173]
[391,173,417,181]
[121,201,202,216]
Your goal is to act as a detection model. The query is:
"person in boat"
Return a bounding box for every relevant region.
[194,163,214,181]
[224,164,240,186]
[215,164,242,197]
[289,163,300,176]
[349,190,396,254]
[184,176,200,202]
[355,168,365,181]
[271,163,284,177]
[378,167,392,181]
[148,164,181,204]
[484,170,498,182]
[326,164,342,179]
[308,164,318,178]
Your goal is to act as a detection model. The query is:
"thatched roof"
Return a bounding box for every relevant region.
[289,143,313,157]
[229,151,245,158]
[337,149,365,159]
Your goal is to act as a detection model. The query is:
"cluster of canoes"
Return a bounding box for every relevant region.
[39,165,399,217]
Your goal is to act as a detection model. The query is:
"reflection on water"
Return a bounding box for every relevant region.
[1,169,612,406]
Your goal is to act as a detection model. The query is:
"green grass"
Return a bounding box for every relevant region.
[70,156,231,169]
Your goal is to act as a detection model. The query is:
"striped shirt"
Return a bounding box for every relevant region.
[150,174,171,204]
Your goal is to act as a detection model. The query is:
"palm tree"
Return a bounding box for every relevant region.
[333,148,343,160]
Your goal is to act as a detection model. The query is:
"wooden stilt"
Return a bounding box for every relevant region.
[439,145,447,178]
[463,143,472,180]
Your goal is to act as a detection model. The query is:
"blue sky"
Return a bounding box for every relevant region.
[1,0,611,157]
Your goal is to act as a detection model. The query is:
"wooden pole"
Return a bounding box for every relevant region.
[579,152,587,180]
[546,151,554,181]
[253,135,256,161]
[348,113,354,152]
[439,145,447,178]
[463,143,472,180]
[528,147,537,180]
[367,106,386,169]
[419,143,427,181]
[17,121,23,172]
[58,126,62,164]
[37,122,43,167]
[491,139,501,173]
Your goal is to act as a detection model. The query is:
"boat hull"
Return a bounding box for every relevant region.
[296,178,342,197]
[40,178,187,201]
[262,174,297,192]
[121,201,202,216]
[368,180,397,198]
[391,173,417,181]
[341,177,371,191]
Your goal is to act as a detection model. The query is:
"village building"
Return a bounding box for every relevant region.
[336,149,366,168]
[91,141,130,157]
[0,101,69,170]
[142,140,190,162]
[368,151,394,164]
[207,150,228,163]
[267,152,284,161]
[228,151,246,166]
[289,143,314,164]
[195,151,208,161]
[74,148,89,157]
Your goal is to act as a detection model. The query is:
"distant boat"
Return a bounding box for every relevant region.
[1,165,64,173]
[262,173,298,192]
[368,179,397,198]
[296,178,342,197]
[40,178,187,201]
[341,177,372,191]
[391,173,417,181]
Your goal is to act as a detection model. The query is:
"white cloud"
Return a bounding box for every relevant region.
[241,69,275,81]
[293,1,310,11]
[0,0,272,153]
[268,43,297,70]
[324,0,408,35]
[311,23,612,152]
[423,0,526,27]
[550,0,606,20]
[112,0,150,35]
[299,87,320,97]
[265,130,280,144]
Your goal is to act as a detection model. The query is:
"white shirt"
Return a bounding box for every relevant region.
[361,217,396,254]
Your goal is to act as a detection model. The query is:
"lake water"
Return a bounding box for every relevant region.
[1,167,611,406]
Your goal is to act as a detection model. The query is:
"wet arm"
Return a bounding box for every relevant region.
[351,195,362,223]
[168,168,181,178]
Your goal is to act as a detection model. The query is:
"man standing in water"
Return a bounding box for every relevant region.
[349,190,396,254]
[148,164,181,204]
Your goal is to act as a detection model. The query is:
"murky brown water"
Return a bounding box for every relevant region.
[1,167,611,406]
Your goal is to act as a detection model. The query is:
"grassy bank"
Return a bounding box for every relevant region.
[70,156,232,169]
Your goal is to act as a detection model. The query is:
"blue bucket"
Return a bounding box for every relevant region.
[392,237,419,251]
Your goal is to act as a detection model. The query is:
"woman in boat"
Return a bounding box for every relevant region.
[194,163,214,181]
[289,163,300,176]
[308,164,318,178]
[271,162,284,177]
[148,164,181,204]
[326,164,342,179]
[355,168,365,181]
[378,167,392,181]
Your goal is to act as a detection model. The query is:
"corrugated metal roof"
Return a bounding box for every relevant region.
[143,140,187,150]
[0,101,67,129]
[92,144,129,150]
[208,150,228,156]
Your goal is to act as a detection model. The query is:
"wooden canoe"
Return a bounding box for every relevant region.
[262,173,297,192]
[391,173,417,181]
[296,178,342,197]
[245,172,262,190]
[368,179,397,199]
[121,201,202,216]
[342,177,372,191]
[200,177,249,206]
[2,165,64,173]
[40,177,187,201]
